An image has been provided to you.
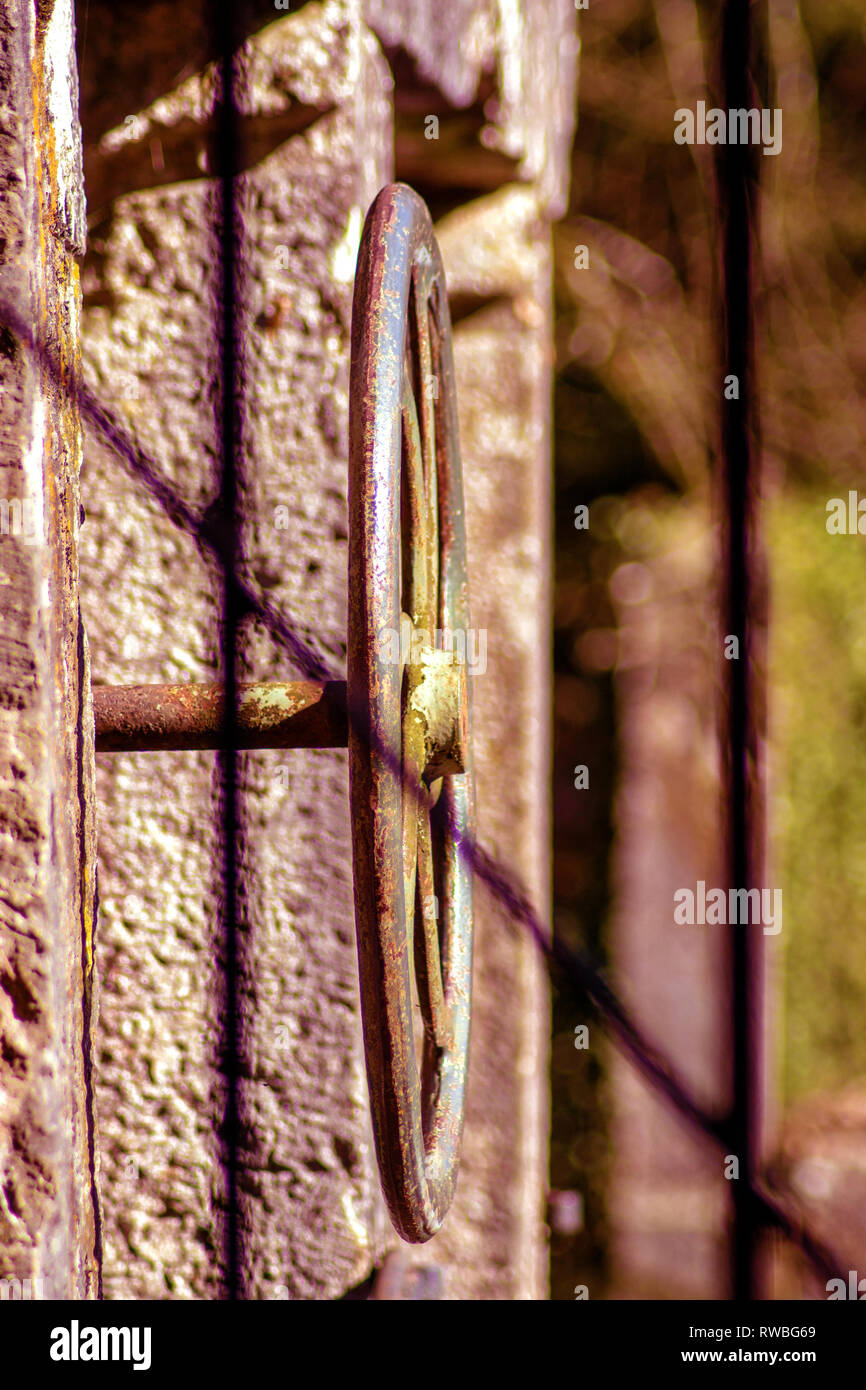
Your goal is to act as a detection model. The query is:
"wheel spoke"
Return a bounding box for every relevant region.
[401,364,428,630]
[412,285,439,629]
[414,806,451,1050]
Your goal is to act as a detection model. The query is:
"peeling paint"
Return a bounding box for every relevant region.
[341,1190,369,1248]
[329,205,363,284]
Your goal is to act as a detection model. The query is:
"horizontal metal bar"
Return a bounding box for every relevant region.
[93,681,348,753]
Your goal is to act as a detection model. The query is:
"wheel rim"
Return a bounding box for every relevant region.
[348,183,474,1242]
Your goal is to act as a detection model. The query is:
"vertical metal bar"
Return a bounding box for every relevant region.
[216,0,242,1300]
[719,0,765,1301]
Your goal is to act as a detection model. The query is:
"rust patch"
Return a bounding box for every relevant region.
[93,680,349,752]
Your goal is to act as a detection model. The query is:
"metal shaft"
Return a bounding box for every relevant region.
[720,0,766,1301]
[93,681,348,752]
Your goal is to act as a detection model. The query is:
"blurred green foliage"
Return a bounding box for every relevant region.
[769,492,866,1100]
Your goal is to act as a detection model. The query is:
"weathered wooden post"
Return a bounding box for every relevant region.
[0,0,99,1299]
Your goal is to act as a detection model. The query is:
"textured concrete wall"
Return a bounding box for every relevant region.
[365,0,577,216]
[0,0,99,1299]
[76,0,577,1299]
[79,2,393,1300]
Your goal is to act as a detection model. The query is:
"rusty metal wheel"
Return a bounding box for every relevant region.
[348,183,474,1242]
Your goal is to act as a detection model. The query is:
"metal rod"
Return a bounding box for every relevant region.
[93,681,349,752]
[719,0,766,1301]
[216,0,242,1300]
